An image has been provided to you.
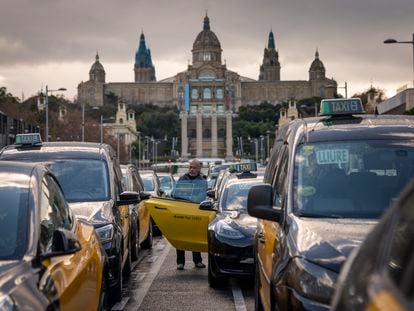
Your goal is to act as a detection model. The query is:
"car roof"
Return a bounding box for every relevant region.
[288,115,414,143]
[0,142,111,161]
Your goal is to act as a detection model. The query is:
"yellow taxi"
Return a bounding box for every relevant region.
[0,160,108,310]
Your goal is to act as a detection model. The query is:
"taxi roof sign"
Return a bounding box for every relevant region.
[15,133,42,146]
[228,162,257,173]
[319,98,364,116]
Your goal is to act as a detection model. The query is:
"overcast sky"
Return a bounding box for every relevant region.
[1,0,413,101]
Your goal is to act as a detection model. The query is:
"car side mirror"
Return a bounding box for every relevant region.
[139,191,151,201]
[41,228,81,259]
[118,191,140,205]
[247,184,281,222]
[199,200,216,211]
[206,189,215,199]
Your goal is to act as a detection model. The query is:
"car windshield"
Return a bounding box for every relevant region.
[48,159,110,202]
[222,181,263,212]
[159,175,173,190]
[0,180,29,260]
[294,140,414,219]
[141,175,155,191]
[171,179,208,203]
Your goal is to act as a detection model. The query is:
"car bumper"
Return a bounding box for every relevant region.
[209,234,254,277]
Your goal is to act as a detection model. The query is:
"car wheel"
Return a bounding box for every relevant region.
[140,221,153,249]
[98,268,109,311]
[151,218,162,236]
[208,254,224,288]
[254,260,264,311]
[123,242,132,277]
[109,254,123,303]
[131,222,140,261]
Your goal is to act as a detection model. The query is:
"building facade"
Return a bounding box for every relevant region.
[78,14,337,159]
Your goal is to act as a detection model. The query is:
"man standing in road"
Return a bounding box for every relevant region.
[176,158,206,270]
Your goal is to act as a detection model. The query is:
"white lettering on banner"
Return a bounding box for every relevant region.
[316,149,349,165]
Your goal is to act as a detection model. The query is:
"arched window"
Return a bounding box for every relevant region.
[191,89,198,99]
[203,88,211,99]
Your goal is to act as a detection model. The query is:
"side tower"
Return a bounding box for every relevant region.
[134,32,156,82]
[259,30,281,81]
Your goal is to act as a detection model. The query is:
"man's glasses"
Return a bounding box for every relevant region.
[189,166,198,169]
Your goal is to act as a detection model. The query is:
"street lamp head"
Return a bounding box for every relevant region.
[58,88,67,91]
[384,38,397,44]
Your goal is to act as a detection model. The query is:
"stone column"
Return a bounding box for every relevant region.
[226,112,233,160]
[180,112,188,160]
[196,111,203,157]
[211,112,218,157]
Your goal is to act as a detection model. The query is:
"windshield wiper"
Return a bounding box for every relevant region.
[295,212,344,219]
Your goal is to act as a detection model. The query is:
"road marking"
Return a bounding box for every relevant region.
[111,297,130,311]
[125,240,171,310]
[231,279,247,311]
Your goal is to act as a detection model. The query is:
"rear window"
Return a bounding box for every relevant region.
[48,159,110,202]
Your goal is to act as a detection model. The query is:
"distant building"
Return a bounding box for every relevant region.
[377,86,414,114]
[78,14,337,159]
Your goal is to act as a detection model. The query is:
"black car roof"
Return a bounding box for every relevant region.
[290,114,414,143]
[0,142,110,161]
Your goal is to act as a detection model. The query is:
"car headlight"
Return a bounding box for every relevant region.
[96,224,114,243]
[216,221,245,239]
[287,257,337,304]
[0,295,14,311]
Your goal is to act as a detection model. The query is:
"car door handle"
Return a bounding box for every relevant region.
[154,206,167,210]
[258,232,266,243]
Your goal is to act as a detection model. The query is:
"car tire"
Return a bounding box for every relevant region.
[109,254,123,303]
[208,254,224,288]
[98,268,109,311]
[123,242,132,277]
[131,222,140,261]
[140,221,153,249]
[254,261,264,311]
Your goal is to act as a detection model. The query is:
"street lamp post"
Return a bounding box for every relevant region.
[338,82,348,98]
[81,103,99,142]
[384,33,414,88]
[44,86,66,142]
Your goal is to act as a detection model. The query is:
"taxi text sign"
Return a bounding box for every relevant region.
[316,149,349,165]
[320,98,364,116]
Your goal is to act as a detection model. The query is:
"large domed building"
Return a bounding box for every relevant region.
[77,14,337,159]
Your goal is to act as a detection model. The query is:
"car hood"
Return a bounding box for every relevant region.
[0,260,20,277]
[222,211,257,237]
[69,201,114,226]
[289,215,377,272]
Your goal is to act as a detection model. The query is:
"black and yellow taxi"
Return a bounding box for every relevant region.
[0,161,108,310]
[247,99,414,310]
[331,177,414,311]
[121,164,153,260]
[0,134,139,302]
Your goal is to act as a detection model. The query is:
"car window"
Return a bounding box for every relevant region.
[48,159,110,202]
[141,175,155,191]
[159,175,173,190]
[171,179,208,203]
[222,181,263,211]
[39,175,73,253]
[0,175,29,260]
[293,140,414,218]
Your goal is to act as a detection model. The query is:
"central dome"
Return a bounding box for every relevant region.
[192,16,221,50]
[191,15,222,67]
